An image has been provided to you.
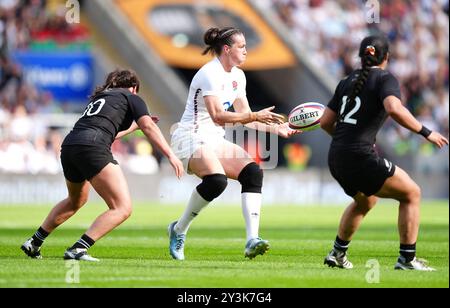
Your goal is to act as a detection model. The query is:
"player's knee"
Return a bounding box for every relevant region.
[356,196,377,215]
[398,182,421,205]
[118,206,132,221]
[238,162,263,193]
[407,184,421,204]
[196,174,228,202]
[78,195,89,208]
[69,196,87,210]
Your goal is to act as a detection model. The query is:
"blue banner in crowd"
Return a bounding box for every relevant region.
[13,52,94,102]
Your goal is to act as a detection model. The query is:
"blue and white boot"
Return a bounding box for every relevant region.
[244,238,270,259]
[168,221,186,260]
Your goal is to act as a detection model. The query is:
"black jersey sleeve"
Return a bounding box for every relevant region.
[128,95,150,121]
[327,80,344,113]
[379,72,401,102]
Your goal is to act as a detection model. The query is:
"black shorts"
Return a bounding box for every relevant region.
[60,145,118,183]
[328,146,395,197]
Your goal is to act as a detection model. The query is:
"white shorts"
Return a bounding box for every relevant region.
[171,128,229,174]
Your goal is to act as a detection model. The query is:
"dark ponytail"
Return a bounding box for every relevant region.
[345,35,389,107]
[90,69,140,99]
[202,27,242,56]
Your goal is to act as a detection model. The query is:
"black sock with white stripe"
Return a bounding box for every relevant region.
[32,227,49,247]
[400,243,416,263]
[333,236,350,253]
[70,234,95,250]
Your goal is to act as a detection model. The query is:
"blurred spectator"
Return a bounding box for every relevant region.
[9,104,33,140]
[125,137,159,175]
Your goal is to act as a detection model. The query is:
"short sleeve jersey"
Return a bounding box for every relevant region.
[62,88,150,147]
[327,68,401,148]
[178,57,247,135]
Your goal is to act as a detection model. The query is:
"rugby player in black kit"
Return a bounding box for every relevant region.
[320,35,448,271]
[21,69,184,261]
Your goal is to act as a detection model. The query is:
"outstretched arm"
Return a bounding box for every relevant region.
[136,115,184,178]
[204,95,285,126]
[384,95,448,148]
[233,96,300,138]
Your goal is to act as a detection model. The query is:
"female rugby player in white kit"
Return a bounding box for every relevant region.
[168,27,299,260]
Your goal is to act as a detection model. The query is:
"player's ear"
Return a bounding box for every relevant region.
[223,44,231,55]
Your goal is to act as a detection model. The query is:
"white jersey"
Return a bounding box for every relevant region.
[177,57,247,136]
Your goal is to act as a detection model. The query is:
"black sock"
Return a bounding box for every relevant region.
[70,234,95,250]
[334,235,350,253]
[400,243,416,263]
[32,227,49,247]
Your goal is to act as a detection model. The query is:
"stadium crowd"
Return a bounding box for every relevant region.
[267,0,449,156]
[0,0,159,175]
[1,0,448,174]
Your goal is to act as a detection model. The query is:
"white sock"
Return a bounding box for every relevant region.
[175,189,209,234]
[241,192,262,241]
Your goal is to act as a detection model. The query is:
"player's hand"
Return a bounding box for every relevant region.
[151,115,160,123]
[276,122,302,138]
[168,154,184,179]
[427,131,449,149]
[254,106,285,125]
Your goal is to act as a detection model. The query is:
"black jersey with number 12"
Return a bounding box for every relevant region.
[62,89,150,148]
[327,68,401,149]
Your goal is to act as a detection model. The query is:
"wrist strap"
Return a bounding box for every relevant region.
[418,125,432,138]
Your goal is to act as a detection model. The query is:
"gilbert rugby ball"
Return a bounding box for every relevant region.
[288,102,325,131]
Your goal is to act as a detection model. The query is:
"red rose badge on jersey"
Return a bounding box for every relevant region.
[232,81,238,91]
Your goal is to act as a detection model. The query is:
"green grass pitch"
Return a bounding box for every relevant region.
[0,201,448,288]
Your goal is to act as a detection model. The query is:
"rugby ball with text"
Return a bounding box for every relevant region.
[288,102,325,131]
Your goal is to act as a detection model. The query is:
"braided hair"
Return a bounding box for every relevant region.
[202,27,243,56]
[90,69,140,99]
[345,35,390,107]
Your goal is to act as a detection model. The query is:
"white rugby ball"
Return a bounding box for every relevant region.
[288,102,325,131]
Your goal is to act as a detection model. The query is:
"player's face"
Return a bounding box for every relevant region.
[228,34,247,66]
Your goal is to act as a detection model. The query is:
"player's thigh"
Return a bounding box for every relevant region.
[188,145,225,178]
[89,163,132,210]
[215,141,254,180]
[375,166,419,200]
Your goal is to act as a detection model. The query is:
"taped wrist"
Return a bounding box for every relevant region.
[418,125,432,138]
